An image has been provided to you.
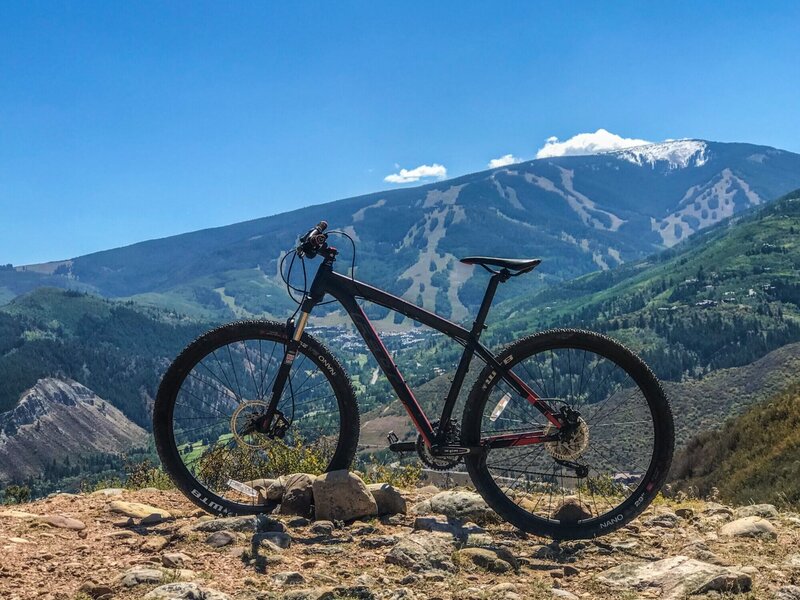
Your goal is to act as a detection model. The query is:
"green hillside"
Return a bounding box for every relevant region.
[669,381,800,505]
[490,189,800,382]
[0,289,206,426]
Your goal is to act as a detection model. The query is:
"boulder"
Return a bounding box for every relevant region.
[456,547,517,573]
[734,503,779,519]
[118,566,165,587]
[367,483,407,516]
[191,516,257,533]
[385,531,457,572]
[719,516,778,539]
[551,497,592,523]
[205,531,237,548]
[109,500,172,521]
[40,515,87,530]
[412,491,499,525]
[776,586,800,600]
[598,555,751,600]
[280,473,316,517]
[313,470,378,522]
[644,511,680,528]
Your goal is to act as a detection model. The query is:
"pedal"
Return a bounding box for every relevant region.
[387,432,416,453]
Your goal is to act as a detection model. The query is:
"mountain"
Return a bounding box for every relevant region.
[4,140,800,324]
[670,380,800,506]
[0,378,147,484]
[489,189,800,383]
[0,288,206,425]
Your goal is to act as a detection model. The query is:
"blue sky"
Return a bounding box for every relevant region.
[1,1,798,265]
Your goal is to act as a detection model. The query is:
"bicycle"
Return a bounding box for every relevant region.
[154,220,674,539]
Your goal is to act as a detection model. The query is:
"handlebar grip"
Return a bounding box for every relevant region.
[316,220,328,233]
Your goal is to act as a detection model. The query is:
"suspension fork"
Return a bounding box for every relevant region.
[257,309,311,433]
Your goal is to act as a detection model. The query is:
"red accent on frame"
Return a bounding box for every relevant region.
[352,302,434,445]
[505,370,563,428]
[483,430,550,447]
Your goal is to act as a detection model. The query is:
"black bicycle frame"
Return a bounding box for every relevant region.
[271,249,563,450]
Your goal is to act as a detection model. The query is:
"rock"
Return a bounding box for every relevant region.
[413,515,484,538]
[674,507,695,519]
[192,515,257,533]
[551,590,579,600]
[280,473,317,517]
[40,515,87,530]
[141,535,170,552]
[598,555,752,600]
[244,478,275,502]
[385,531,457,572]
[109,500,172,521]
[313,470,378,522]
[644,511,680,528]
[784,554,800,569]
[0,509,39,519]
[310,520,335,536]
[412,491,499,525]
[734,503,779,519]
[260,531,292,549]
[118,565,164,587]
[266,477,288,501]
[91,488,124,497]
[777,586,800,600]
[360,535,398,548]
[456,547,516,573]
[273,571,307,585]
[288,517,311,528]
[161,552,191,568]
[144,582,230,600]
[281,589,335,600]
[702,504,734,522]
[485,582,522,600]
[78,582,115,599]
[367,483,407,516]
[551,497,592,523]
[719,516,778,539]
[205,530,237,548]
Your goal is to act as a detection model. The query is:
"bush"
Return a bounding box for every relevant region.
[2,484,31,504]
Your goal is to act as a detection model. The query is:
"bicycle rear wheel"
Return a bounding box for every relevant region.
[462,329,673,539]
[154,320,359,516]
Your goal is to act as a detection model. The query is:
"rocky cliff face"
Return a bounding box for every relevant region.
[1,483,799,600]
[0,378,147,483]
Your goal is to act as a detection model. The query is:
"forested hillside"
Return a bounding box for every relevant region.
[670,381,800,505]
[0,289,206,426]
[490,189,800,382]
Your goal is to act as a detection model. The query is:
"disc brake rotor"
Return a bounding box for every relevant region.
[544,417,590,461]
[231,400,272,449]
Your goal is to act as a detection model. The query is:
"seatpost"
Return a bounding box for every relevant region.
[436,268,510,441]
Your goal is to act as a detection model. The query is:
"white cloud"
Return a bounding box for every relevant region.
[384,163,447,184]
[488,154,521,169]
[535,129,652,159]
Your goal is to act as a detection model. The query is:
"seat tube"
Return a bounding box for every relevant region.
[438,271,506,434]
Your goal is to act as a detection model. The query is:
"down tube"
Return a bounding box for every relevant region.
[337,294,435,445]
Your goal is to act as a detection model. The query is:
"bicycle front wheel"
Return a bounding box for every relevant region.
[154,320,359,516]
[462,329,673,539]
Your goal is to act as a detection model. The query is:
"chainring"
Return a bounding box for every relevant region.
[416,420,462,471]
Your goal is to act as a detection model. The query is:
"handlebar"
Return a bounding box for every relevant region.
[297,220,328,257]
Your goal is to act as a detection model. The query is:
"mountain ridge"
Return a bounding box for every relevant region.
[4,140,800,324]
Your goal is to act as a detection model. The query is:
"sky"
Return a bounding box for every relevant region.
[1,1,799,265]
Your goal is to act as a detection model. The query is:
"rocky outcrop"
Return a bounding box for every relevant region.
[0,378,147,482]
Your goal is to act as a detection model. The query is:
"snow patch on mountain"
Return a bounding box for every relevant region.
[610,140,709,169]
